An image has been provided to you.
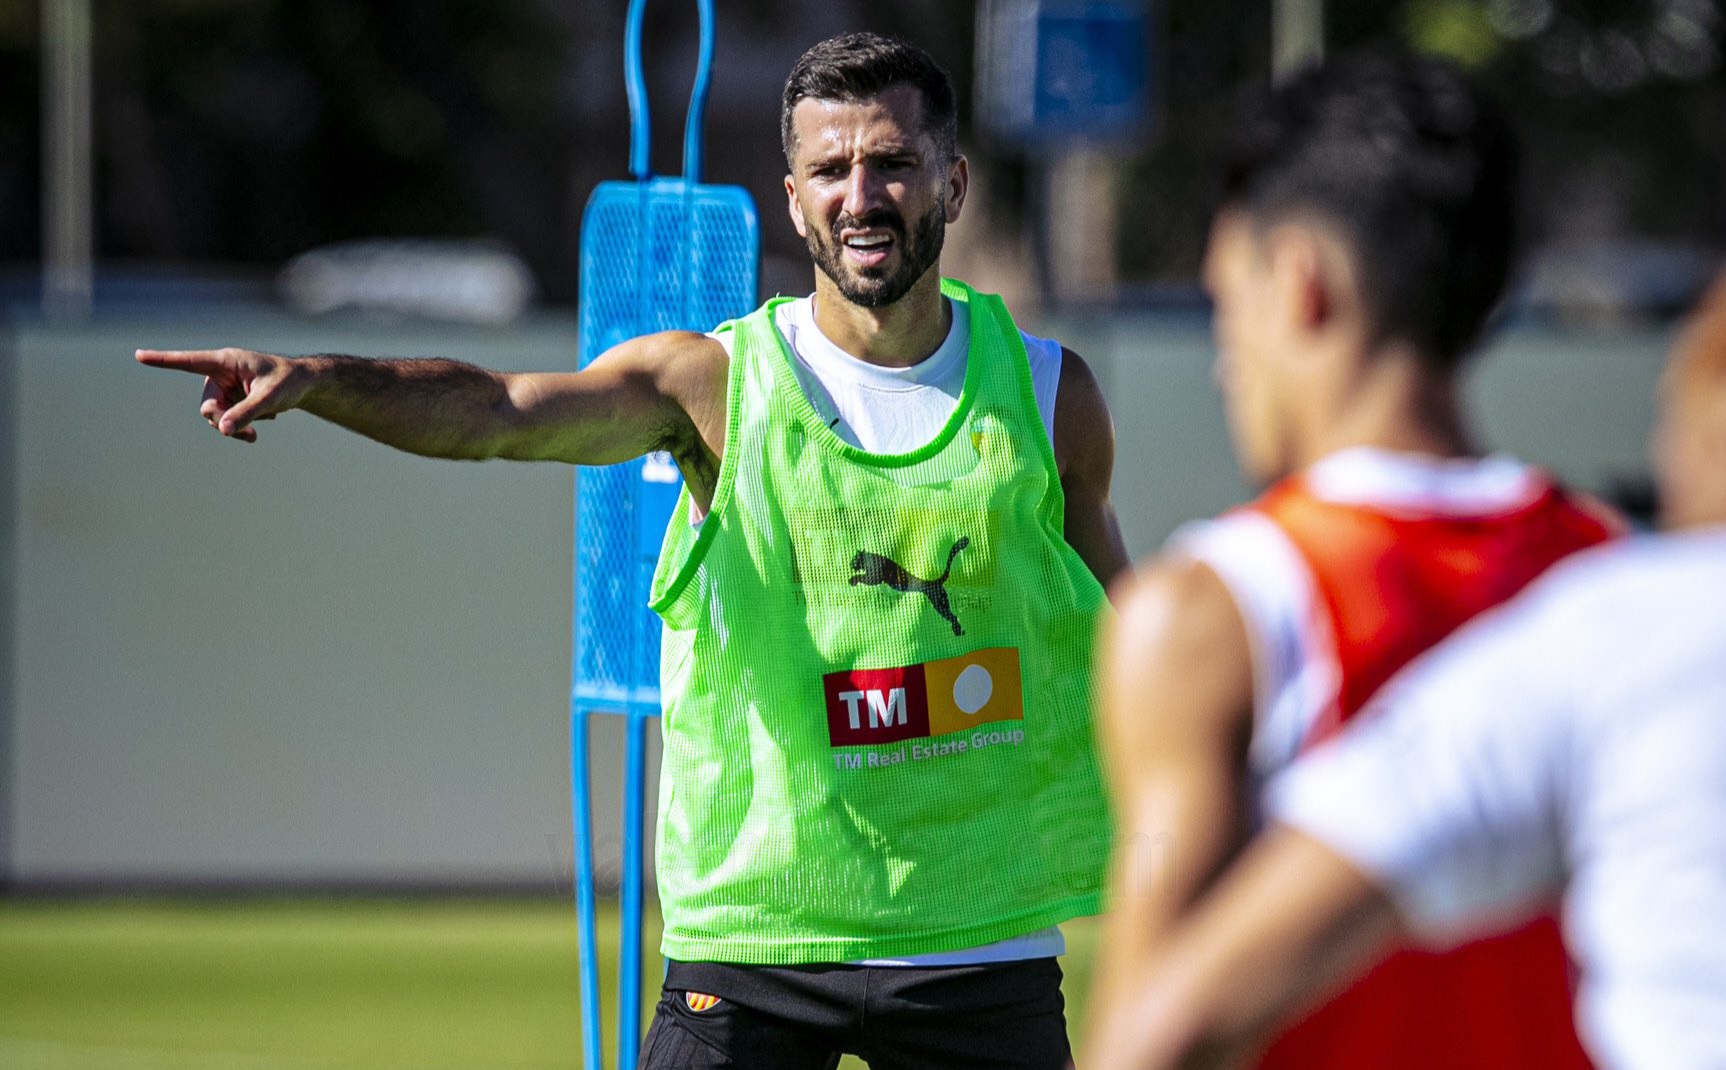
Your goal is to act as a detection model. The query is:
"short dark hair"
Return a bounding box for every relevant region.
[781,32,958,167]
[1220,50,1519,367]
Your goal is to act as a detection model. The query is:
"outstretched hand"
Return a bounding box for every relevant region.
[136,347,310,443]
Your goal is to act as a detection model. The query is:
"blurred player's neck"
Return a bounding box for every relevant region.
[1301,339,1477,468]
[812,266,951,369]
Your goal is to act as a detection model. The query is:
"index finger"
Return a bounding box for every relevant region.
[136,349,235,375]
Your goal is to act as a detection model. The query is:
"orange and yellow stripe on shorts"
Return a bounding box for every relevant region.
[684,992,721,1013]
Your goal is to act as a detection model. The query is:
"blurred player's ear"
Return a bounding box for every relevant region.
[1263,224,1331,340]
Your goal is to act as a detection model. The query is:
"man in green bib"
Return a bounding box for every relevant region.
[139,32,1127,1069]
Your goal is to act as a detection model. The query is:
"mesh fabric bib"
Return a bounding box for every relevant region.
[648,278,1109,964]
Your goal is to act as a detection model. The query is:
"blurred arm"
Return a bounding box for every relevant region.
[1053,349,1130,590]
[1107,580,1588,1070]
[1082,557,1257,1068]
[1101,826,1403,1070]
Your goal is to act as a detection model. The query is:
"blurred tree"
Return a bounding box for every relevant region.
[1113,0,1726,294]
[86,0,577,291]
[0,0,1720,308]
[1114,0,1273,287]
[0,0,988,303]
[0,0,40,269]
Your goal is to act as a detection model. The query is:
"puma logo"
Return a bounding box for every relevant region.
[849,537,971,637]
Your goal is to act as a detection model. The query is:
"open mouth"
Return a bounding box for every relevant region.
[840,228,897,268]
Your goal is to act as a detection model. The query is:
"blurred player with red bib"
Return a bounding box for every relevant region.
[1082,275,1726,1070]
[1085,51,1617,1070]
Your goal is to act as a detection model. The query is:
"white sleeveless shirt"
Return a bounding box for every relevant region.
[712,294,1060,454]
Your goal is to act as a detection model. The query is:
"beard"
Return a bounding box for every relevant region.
[805,200,946,309]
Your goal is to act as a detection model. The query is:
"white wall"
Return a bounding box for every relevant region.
[1045,312,1669,558]
[7,312,599,887]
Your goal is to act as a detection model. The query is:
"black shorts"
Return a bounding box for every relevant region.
[639,957,1071,1070]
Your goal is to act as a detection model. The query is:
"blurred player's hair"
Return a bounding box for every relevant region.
[781,32,958,168]
[1220,51,1519,368]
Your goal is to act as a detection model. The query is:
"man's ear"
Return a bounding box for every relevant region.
[785,175,808,239]
[1264,225,1331,337]
[944,154,969,224]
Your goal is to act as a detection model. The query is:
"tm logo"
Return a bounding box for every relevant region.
[849,537,971,636]
[822,648,1023,748]
[834,687,909,731]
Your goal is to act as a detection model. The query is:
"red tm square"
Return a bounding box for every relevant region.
[823,663,930,746]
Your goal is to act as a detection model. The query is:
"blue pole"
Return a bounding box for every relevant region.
[623,0,651,180]
[617,705,652,1070]
[570,704,605,1070]
[680,0,716,184]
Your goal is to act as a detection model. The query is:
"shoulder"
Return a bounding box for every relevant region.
[1373,544,1634,717]
[1017,328,1064,373]
[595,328,726,368]
[1491,537,1654,627]
[1489,535,1710,652]
[1111,552,1249,642]
[1054,346,1100,404]
[1111,555,1249,690]
[584,331,730,460]
[1004,320,1093,406]
[1051,348,1114,478]
[1101,556,1256,744]
[1170,510,1315,664]
[597,329,729,400]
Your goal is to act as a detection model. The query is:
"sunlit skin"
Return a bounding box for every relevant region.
[1202,209,1475,487]
[1654,278,1726,530]
[784,86,968,368]
[1203,210,1298,486]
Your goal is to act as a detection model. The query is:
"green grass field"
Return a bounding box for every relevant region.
[0,898,1103,1070]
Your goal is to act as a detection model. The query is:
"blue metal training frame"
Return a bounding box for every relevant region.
[569,1,758,1068]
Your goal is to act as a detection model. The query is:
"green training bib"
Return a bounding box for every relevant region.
[648,278,1109,964]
